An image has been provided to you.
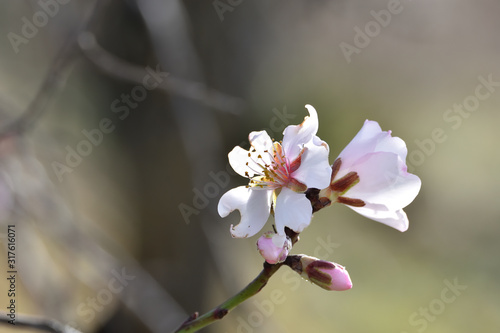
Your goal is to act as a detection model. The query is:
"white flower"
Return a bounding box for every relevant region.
[218,105,331,238]
[322,120,421,232]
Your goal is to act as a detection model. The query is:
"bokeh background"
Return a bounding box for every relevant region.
[0,0,499,332]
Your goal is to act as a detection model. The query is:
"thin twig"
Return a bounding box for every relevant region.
[77,31,245,115]
[173,262,283,333]
[0,312,82,333]
[173,229,300,333]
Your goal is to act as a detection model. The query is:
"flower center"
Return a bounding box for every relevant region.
[243,142,307,192]
[245,142,291,189]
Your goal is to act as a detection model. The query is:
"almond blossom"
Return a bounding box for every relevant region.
[320,120,421,232]
[218,105,331,238]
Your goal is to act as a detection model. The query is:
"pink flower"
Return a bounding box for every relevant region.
[322,120,421,232]
[218,105,331,238]
[256,232,291,264]
[296,255,352,291]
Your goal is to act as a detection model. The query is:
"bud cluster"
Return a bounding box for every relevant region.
[256,229,352,292]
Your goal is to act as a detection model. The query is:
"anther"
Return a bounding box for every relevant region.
[331,172,359,193]
[337,196,365,207]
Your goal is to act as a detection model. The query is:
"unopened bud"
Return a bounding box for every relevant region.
[288,255,352,291]
[256,232,292,264]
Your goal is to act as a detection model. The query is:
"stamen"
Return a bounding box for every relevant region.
[331,171,359,193]
[245,140,292,189]
[337,196,365,207]
[331,158,342,183]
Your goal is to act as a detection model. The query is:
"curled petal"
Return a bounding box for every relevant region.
[274,187,313,235]
[218,186,272,238]
[282,105,319,161]
[343,152,421,210]
[338,120,408,171]
[346,203,409,232]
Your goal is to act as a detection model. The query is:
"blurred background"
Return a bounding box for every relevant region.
[0,0,499,332]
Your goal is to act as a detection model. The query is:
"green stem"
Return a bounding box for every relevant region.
[174,262,283,333]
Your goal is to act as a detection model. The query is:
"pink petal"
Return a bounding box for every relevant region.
[347,203,409,232]
[217,186,272,238]
[326,264,353,291]
[257,232,291,264]
[274,187,313,234]
[342,152,421,210]
[338,120,408,170]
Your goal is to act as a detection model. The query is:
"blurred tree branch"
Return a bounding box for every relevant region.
[0,312,82,333]
[77,31,245,114]
[0,1,190,332]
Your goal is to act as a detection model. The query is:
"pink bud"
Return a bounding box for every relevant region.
[256,232,291,264]
[300,256,352,291]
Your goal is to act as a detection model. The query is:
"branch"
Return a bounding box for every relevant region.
[77,31,245,115]
[173,229,300,333]
[173,262,283,333]
[0,312,82,333]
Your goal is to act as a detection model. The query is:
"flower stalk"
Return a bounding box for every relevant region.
[174,262,284,333]
[174,230,300,333]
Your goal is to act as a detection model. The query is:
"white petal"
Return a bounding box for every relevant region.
[292,140,332,189]
[249,130,273,151]
[282,105,319,161]
[218,186,272,238]
[228,146,256,178]
[343,152,421,210]
[274,188,313,234]
[338,120,407,171]
[271,233,288,248]
[347,203,409,232]
[227,131,274,179]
